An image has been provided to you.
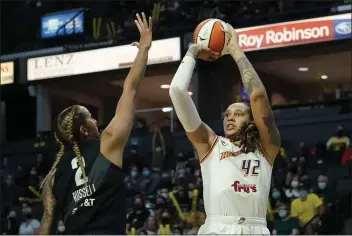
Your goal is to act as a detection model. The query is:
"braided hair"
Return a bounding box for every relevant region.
[41,105,88,189]
[231,106,262,154]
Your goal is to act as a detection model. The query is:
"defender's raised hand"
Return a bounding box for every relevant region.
[131,12,153,50]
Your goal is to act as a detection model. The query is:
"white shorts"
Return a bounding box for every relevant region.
[198,215,270,235]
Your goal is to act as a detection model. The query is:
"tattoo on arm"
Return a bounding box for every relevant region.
[262,100,281,148]
[186,45,200,59]
[38,175,56,235]
[235,54,280,148]
[235,56,264,96]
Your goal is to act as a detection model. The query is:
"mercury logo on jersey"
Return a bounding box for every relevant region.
[220,151,243,160]
[231,181,257,193]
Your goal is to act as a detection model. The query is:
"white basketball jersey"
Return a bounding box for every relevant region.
[200,136,273,218]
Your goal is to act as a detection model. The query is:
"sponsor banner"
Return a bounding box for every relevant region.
[236,13,351,51]
[27,37,181,81]
[1,61,14,85]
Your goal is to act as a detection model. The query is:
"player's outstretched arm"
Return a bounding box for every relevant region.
[38,173,56,235]
[224,24,280,160]
[101,13,152,168]
[169,44,219,161]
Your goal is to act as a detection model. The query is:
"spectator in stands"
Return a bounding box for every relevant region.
[35,153,50,176]
[157,210,172,235]
[158,171,172,189]
[272,203,300,235]
[173,185,190,207]
[57,220,66,234]
[284,176,300,200]
[1,157,10,180]
[28,167,38,187]
[314,175,336,234]
[341,142,352,165]
[171,224,183,235]
[125,165,142,194]
[126,195,150,234]
[154,196,169,220]
[327,125,350,152]
[139,166,160,196]
[144,215,158,234]
[14,165,28,188]
[297,141,310,159]
[291,184,325,234]
[174,166,188,186]
[269,187,288,216]
[18,206,40,235]
[314,175,331,201]
[137,229,148,235]
[128,144,148,170]
[0,208,19,234]
[2,174,23,207]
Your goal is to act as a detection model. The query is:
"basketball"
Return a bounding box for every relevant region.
[193,19,229,55]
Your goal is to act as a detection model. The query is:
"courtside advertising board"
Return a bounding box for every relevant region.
[236,13,351,51]
[1,61,14,85]
[27,37,181,81]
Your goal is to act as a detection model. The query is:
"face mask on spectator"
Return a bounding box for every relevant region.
[8,211,16,218]
[194,170,200,177]
[58,225,65,232]
[131,149,137,154]
[155,146,162,152]
[278,209,288,218]
[162,173,169,179]
[30,170,37,176]
[5,175,13,185]
[57,221,65,231]
[299,190,308,199]
[131,139,138,145]
[161,192,168,199]
[318,182,327,190]
[271,191,280,199]
[145,203,153,209]
[143,170,150,177]
[188,190,193,199]
[131,171,138,178]
[178,169,185,175]
[291,180,299,188]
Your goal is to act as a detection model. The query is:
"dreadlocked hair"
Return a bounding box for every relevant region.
[231,107,262,154]
[40,105,88,189]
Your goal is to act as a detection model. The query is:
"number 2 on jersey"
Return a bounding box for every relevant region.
[241,160,260,176]
[71,157,88,186]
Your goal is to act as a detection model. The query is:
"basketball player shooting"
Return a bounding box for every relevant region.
[169,23,280,235]
[38,13,152,234]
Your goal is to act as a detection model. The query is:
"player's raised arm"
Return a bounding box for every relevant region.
[169,44,219,160]
[38,173,56,235]
[101,13,152,167]
[224,24,280,160]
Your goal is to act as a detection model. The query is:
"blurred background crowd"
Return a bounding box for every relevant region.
[1,0,352,235]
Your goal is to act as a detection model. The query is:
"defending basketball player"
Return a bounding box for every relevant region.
[169,23,280,235]
[38,13,152,234]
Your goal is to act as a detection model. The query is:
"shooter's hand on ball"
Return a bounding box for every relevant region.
[186,44,220,61]
[131,12,153,50]
[221,23,240,54]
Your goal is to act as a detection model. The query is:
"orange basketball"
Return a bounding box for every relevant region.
[193,19,229,55]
